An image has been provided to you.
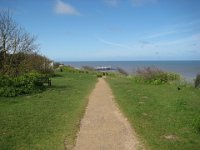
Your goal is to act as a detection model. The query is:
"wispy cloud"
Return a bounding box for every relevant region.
[156,33,200,46]
[132,0,158,6]
[172,19,200,29]
[104,0,119,7]
[54,0,80,15]
[104,0,157,7]
[145,30,179,39]
[97,37,131,49]
[144,19,200,39]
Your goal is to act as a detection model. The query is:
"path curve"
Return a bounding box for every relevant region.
[74,78,142,150]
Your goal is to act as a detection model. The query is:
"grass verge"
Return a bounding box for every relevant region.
[0,72,97,150]
[107,76,200,150]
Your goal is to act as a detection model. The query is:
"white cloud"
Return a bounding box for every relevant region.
[105,0,119,7]
[54,0,79,15]
[156,33,200,46]
[172,19,200,29]
[143,19,200,39]
[132,0,158,6]
[97,37,131,49]
[145,30,179,39]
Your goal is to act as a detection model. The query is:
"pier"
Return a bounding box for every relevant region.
[95,66,116,71]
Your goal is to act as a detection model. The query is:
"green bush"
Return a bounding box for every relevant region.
[61,66,76,72]
[97,73,103,78]
[194,74,200,88]
[0,73,45,97]
[0,75,13,87]
[102,72,108,76]
[133,67,180,85]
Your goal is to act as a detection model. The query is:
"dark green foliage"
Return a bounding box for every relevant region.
[97,74,102,78]
[0,73,45,97]
[102,72,108,76]
[134,67,180,85]
[0,75,12,87]
[194,74,200,88]
[79,70,84,73]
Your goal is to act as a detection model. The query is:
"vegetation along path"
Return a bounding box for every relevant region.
[74,78,142,150]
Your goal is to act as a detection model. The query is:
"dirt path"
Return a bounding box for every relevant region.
[74,78,142,150]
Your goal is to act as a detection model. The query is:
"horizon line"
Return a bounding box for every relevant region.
[55,59,200,62]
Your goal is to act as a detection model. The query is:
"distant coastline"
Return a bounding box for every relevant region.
[63,60,200,80]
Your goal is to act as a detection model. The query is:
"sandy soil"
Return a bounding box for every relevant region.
[74,78,143,150]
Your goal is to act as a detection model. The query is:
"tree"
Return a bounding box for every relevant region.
[0,10,38,75]
[0,10,16,73]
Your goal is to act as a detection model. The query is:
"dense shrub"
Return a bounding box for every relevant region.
[102,72,108,76]
[133,67,180,85]
[60,66,80,73]
[0,73,45,97]
[194,74,200,88]
[0,75,13,87]
[97,73,103,78]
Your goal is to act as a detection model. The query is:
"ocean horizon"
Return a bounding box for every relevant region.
[63,60,200,80]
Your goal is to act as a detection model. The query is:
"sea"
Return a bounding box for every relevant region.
[63,61,200,81]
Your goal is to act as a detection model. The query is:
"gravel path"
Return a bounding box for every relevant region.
[74,78,142,150]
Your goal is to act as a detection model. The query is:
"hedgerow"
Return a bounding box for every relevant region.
[0,73,45,97]
[133,67,180,85]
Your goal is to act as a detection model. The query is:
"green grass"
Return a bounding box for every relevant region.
[107,76,200,150]
[0,72,97,150]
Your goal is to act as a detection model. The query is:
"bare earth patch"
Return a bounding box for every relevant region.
[73,78,143,150]
[162,134,179,141]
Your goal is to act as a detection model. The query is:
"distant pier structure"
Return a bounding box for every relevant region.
[95,66,116,71]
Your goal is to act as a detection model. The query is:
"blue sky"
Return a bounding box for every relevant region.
[1,0,200,61]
